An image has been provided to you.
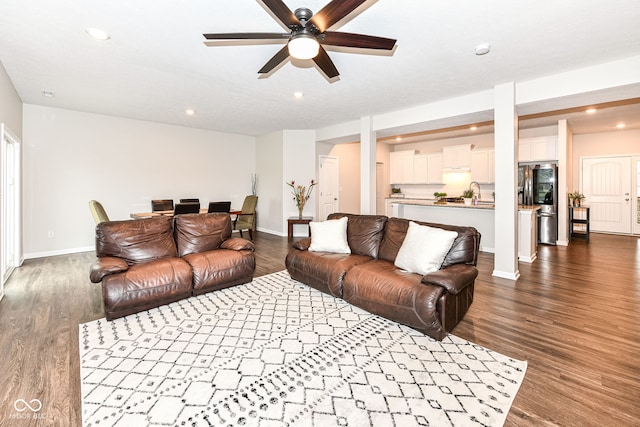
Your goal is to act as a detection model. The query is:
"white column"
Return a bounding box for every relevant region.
[360,116,376,214]
[556,119,570,246]
[493,83,520,280]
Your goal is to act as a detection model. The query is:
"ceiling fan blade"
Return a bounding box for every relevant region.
[203,32,289,41]
[313,46,339,79]
[258,45,290,74]
[309,0,367,32]
[322,31,396,50]
[259,0,299,29]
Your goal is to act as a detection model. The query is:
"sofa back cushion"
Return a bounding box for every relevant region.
[327,213,388,258]
[95,216,177,265]
[378,217,480,267]
[174,213,232,256]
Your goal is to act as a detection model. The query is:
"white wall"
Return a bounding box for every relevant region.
[256,131,284,235]
[329,142,361,214]
[572,129,640,187]
[23,104,255,258]
[283,130,316,230]
[0,61,22,139]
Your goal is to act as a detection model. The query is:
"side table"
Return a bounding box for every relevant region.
[288,216,313,240]
[569,206,590,241]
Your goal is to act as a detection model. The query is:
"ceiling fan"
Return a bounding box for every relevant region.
[203,0,396,80]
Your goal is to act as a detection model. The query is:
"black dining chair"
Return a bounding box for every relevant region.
[173,202,200,215]
[151,199,174,212]
[207,201,232,213]
[180,198,200,204]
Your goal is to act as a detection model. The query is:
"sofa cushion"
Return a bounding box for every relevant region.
[379,217,480,267]
[95,217,177,265]
[174,213,232,257]
[285,249,373,297]
[342,259,445,338]
[327,213,388,258]
[101,257,193,320]
[394,221,458,275]
[183,249,255,295]
[309,216,350,254]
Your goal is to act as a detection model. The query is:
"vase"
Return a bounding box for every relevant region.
[297,204,304,218]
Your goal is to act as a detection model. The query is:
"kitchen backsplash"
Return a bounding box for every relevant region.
[391,184,496,200]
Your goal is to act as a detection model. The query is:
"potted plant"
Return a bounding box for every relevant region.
[433,192,447,204]
[461,189,474,206]
[569,191,585,207]
[390,187,404,198]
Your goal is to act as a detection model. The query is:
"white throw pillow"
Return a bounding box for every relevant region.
[308,216,351,254]
[394,221,458,275]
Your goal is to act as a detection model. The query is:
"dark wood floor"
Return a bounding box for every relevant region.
[0,231,638,426]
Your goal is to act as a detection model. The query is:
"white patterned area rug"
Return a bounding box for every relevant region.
[80,271,526,427]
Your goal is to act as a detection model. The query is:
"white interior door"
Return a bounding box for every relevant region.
[319,156,339,220]
[582,156,632,234]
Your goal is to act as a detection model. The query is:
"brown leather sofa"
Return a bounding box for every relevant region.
[285,213,481,341]
[90,213,255,320]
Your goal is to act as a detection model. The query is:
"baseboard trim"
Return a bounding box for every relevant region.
[518,253,537,263]
[24,246,94,260]
[256,227,286,237]
[492,269,521,281]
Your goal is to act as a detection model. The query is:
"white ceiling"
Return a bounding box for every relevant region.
[1,0,639,138]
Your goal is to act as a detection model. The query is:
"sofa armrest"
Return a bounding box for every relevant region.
[90,256,129,283]
[220,237,255,252]
[292,237,311,251]
[421,264,478,295]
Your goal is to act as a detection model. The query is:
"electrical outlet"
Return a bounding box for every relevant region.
[47,231,54,239]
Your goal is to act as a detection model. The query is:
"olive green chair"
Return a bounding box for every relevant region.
[89,200,110,224]
[234,195,258,240]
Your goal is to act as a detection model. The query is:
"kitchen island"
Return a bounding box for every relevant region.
[387,198,540,262]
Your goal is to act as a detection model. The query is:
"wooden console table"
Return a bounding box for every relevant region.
[288,216,313,240]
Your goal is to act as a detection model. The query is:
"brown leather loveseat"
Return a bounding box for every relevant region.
[90,213,255,320]
[285,213,480,341]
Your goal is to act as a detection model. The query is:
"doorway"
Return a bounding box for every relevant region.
[1,124,22,296]
[318,155,339,220]
[582,156,633,234]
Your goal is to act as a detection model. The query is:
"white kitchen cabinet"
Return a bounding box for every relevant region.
[519,136,557,162]
[390,150,415,184]
[518,209,538,263]
[385,199,396,217]
[442,144,472,170]
[427,153,444,184]
[471,148,495,183]
[413,154,428,184]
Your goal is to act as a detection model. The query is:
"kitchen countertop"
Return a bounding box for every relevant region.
[386,198,541,211]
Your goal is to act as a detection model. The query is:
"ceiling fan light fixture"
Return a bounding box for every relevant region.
[288,34,320,60]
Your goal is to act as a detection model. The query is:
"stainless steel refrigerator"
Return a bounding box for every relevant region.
[518,162,558,245]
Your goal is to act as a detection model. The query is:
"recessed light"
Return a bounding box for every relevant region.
[616,123,626,129]
[185,109,195,116]
[474,43,491,56]
[293,92,304,99]
[42,90,55,98]
[85,28,111,41]
[586,108,596,114]
[470,126,478,131]
[395,136,402,142]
